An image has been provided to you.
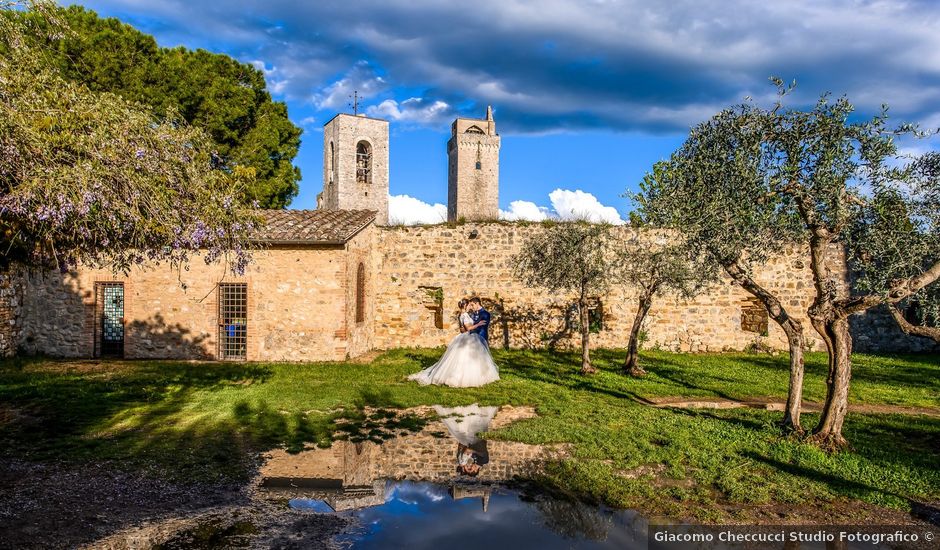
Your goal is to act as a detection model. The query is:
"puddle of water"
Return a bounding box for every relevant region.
[300,480,645,549]
[259,404,555,494]
[257,404,648,548]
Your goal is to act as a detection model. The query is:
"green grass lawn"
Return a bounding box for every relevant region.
[0,348,937,522]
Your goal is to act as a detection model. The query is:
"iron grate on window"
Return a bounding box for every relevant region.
[219,283,247,360]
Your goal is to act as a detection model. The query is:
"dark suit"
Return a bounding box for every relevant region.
[471,308,491,347]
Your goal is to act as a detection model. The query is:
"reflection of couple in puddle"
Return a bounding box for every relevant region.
[434,404,497,477]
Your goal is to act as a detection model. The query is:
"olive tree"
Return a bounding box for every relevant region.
[634,105,810,432]
[642,80,940,448]
[615,233,715,377]
[514,222,614,375]
[765,99,940,449]
[1,1,258,274]
[847,161,940,343]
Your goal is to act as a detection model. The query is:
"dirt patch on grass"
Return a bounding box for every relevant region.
[13,359,128,375]
[0,459,245,550]
[83,503,350,550]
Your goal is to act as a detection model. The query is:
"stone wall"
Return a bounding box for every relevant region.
[344,225,376,358]
[850,305,940,353]
[16,239,366,361]
[0,265,24,358]
[7,221,936,361]
[372,222,934,354]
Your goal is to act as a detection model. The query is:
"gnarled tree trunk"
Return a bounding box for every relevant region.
[724,260,806,433]
[809,314,853,450]
[804,229,852,450]
[579,291,596,375]
[624,288,654,377]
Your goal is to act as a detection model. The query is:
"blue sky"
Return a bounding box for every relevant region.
[70,1,940,222]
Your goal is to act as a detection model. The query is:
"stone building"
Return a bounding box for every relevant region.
[1,107,935,360]
[317,107,501,224]
[320,114,389,225]
[447,106,500,222]
[13,210,376,361]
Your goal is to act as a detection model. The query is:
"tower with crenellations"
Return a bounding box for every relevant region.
[320,113,389,225]
[447,106,500,222]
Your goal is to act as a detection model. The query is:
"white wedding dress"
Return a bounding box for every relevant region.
[408,313,500,387]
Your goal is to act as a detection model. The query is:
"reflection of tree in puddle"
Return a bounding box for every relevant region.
[260,404,553,512]
[532,497,615,541]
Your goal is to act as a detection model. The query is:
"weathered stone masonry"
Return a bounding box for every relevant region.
[6,219,935,360]
[371,223,936,354]
[0,265,24,358]
[372,223,826,353]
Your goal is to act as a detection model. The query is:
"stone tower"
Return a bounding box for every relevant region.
[447,106,500,222]
[321,113,389,225]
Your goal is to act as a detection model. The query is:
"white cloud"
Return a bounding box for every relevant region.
[312,61,387,110]
[249,59,289,95]
[366,97,452,125]
[388,194,447,225]
[498,190,624,224]
[548,189,625,224]
[388,189,624,225]
[499,200,550,221]
[85,0,940,132]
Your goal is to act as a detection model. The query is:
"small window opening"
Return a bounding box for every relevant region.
[419,286,444,330]
[475,161,482,170]
[356,141,372,184]
[588,299,604,333]
[568,299,604,334]
[356,263,366,324]
[741,298,769,335]
[329,141,335,184]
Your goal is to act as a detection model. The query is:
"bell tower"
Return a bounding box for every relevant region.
[447,106,500,222]
[321,113,389,225]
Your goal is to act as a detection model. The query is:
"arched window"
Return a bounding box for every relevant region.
[465,125,485,134]
[328,141,335,184]
[355,262,365,323]
[356,141,372,184]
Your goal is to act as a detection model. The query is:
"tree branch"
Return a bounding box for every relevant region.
[887,303,940,342]
[838,259,940,316]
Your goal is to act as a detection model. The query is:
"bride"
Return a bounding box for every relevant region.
[408,299,500,387]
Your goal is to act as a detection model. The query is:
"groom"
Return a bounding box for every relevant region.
[466,297,490,347]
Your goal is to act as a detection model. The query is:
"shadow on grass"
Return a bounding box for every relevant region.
[667,407,770,432]
[0,357,441,483]
[742,450,940,527]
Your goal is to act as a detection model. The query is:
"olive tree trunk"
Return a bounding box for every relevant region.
[579,287,596,375]
[724,261,806,433]
[807,313,853,450]
[624,288,654,377]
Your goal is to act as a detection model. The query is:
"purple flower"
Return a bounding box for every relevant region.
[135,149,145,159]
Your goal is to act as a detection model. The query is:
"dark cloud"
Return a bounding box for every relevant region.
[76,0,940,133]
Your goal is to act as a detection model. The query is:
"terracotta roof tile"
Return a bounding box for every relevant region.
[254,209,376,244]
